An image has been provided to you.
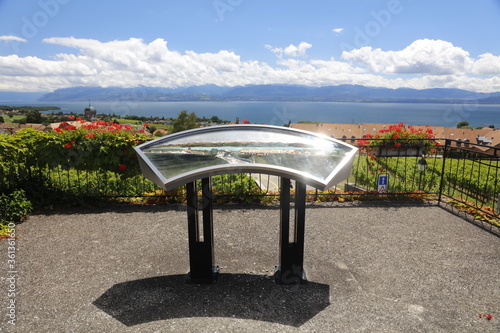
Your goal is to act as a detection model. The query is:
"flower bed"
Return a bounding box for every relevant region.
[359,122,438,156]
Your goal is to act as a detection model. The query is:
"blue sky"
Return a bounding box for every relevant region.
[1,0,500,92]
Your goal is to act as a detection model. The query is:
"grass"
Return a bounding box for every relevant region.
[1,115,25,123]
[114,118,143,125]
[113,118,172,130]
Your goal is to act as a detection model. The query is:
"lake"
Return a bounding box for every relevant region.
[3,101,499,128]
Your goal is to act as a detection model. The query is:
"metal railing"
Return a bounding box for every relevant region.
[343,139,499,225]
[109,138,500,222]
[1,138,499,224]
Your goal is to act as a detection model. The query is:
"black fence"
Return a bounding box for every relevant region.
[121,138,499,225]
[345,139,499,227]
[2,138,499,226]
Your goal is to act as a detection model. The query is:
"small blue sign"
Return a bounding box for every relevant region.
[378,174,389,193]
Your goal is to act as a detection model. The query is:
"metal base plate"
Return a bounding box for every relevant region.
[274,266,307,285]
[186,266,220,284]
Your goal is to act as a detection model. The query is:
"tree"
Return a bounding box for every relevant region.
[26,110,42,123]
[210,115,223,124]
[0,116,3,123]
[148,125,157,134]
[172,110,199,133]
[456,120,470,128]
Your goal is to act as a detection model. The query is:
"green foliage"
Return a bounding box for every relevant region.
[297,120,321,124]
[0,124,151,211]
[364,122,437,154]
[456,120,470,128]
[147,125,157,133]
[1,125,498,231]
[448,199,500,228]
[0,190,33,223]
[210,115,224,124]
[350,148,499,214]
[135,174,265,205]
[211,174,266,203]
[13,124,150,177]
[13,118,26,124]
[26,110,43,123]
[0,105,60,112]
[0,116,3,123]
[172,110,199,133]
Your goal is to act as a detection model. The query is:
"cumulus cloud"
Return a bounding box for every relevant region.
[0,37,499,93]
[472,53,500,75]
[332,28,344,34]
[0,35,27,43]
[266,42,312,58]
[341,39,474,75]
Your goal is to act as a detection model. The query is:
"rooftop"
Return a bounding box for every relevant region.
[4,202,499,332]
[290,122,499,146]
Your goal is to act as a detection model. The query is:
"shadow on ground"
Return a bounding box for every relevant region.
[93,273,330,327]
[30,200,434,216]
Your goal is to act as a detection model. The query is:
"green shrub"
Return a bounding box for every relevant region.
[0,189,33,224]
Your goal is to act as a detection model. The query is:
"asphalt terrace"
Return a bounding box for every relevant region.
[1,201,499,333]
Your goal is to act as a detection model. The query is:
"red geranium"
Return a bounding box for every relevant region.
[118,164,127,171]
[369,122,436,152]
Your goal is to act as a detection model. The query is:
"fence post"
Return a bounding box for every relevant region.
[497,193,500,215]
[438,139,450,203]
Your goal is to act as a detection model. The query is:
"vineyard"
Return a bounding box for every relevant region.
[349,148,499,202]
[346,142,499,227]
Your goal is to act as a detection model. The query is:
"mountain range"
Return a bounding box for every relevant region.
[4,85,500,103]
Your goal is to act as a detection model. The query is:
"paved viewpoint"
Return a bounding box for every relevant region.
[1,202,499,332]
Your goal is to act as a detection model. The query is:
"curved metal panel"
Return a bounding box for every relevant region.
[134,124,358,190]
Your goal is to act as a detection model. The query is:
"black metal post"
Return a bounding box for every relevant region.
[418,171,423,191]
[275,178,307,284]
[186,178,218,283]
[438,139,450,203]
[277,177,290,283]
[294,181,307,278]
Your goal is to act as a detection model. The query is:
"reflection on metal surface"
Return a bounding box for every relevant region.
[134,125,358,190]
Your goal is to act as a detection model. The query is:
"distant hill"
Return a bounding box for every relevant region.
[0,91,46,102]
[36,84,500,103]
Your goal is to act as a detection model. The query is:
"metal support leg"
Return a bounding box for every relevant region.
[186,178,219,284]
[275,178,307,285]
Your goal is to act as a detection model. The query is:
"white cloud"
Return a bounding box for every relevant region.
[0,37,499,93]
[266,42,312,58]
[341,39,474,75]
[472,53,500,75]
[0,35,27,43]
[332,28,344,34]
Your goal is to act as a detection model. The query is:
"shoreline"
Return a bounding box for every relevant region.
[1,101,499,128]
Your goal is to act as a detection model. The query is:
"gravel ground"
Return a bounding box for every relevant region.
[1,201,499,333]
